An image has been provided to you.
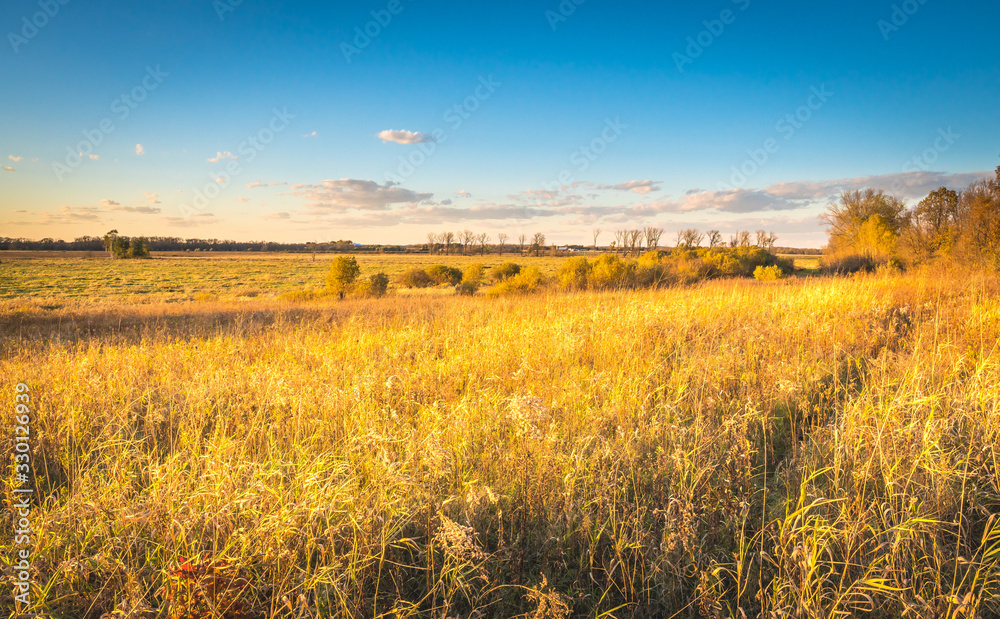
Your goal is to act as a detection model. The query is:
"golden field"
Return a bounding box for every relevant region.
[1,254,999,618]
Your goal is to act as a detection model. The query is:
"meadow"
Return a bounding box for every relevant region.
[1,253,999,618]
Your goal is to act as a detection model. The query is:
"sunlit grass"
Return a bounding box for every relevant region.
[1,266,999,617]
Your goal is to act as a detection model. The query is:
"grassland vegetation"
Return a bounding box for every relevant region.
[2,268,1000,617]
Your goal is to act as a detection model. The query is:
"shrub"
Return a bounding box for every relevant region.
[486,266,544,297]
[398,267,434,288]
[753,265,786,281]
[821,253,875,275]
[426,264,463,286]
[492,262,522,282]
[589,254,634,290]
[558,257,591,290]
[357,272,390,298]
[326,256,361,298]
[456,264,485,295]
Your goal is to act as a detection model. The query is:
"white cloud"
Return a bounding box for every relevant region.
[9,155,22,162]
[236,197,251,203]
[80,153,99,160]
[457,190,472,198]
[100,199,120,207]
[292,178,433,211]
[142,192,161,204]
[3,166,14,172]
[135,144,145,156]
[303,131,317,138]
[207,151,237,162]
[377,129,436,145]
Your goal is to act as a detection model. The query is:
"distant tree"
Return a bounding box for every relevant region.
[707,230,723,248]
[443,231,455,255]
[755,230,778,251]
[821,189,907,262]
[644,227,664,250]
[128,237,150,258]
[460,230,475,254]
[627,229,644,255]
[497,233,508,255]
[677,229,703,249]
[477,233,490,255]
[326,256,361,299]
[426,232,438,254]
[614,230,626,253]
[103,230,119,258]
[592,228,602,249]
[517,234,527,255]
[531,233,546,256]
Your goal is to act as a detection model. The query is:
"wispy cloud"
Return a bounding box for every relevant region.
[142,191,161,204]
[292,178,433,211]
[162,213,219,228]
[135,144,145,156]
[100,199,120,207]
[3,166,14,172]
[8,155,22,162]
[302,131,317,138]
[601,180,662,194]
[457,190,472,198]
[114,205,162,214]
[246,181,287,188]
[377,129,436,145]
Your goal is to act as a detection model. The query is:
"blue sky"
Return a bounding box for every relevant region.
[1,0,997,246]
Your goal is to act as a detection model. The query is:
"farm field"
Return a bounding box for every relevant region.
[1,257,999,618]
[0,253,572,305]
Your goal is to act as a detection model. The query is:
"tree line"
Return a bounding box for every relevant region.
[822,166,1000,271]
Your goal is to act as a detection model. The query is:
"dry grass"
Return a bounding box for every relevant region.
[1,268,1000,617]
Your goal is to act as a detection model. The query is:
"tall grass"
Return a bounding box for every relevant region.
[2,272,999,617]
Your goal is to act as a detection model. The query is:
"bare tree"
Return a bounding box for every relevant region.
[614,230,626,253]
[460,230,475,254]
[707,230,722,249]
[627,229,644,255]
[531,232,546,256]
[497,233,508,255]
[426,232,438,254]
[739,230,752,247]
[644,227,664,250]
[756,231,778,251]
[517,233,527,255]
[593,228,602,250]
[477,233,490,255]
[443,231,455,255]
[676,229,704,248]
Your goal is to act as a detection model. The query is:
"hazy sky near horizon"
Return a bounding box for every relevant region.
[1,0,998,247]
